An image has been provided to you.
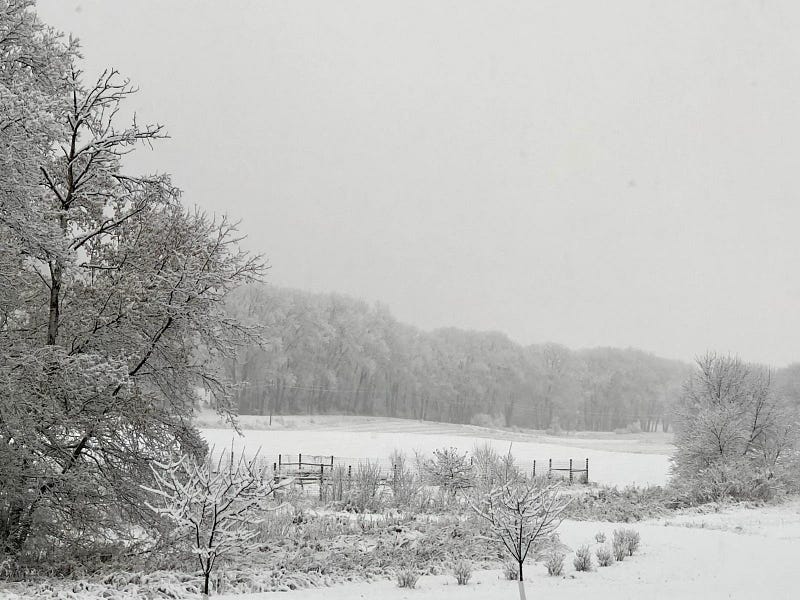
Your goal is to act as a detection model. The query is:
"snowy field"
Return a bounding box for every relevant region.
[4,500,799,599]
[217,501,800,600]
[200,415,672,488]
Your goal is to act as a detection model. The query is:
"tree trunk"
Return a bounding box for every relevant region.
[46,262,62,345]
[518,580,527,600]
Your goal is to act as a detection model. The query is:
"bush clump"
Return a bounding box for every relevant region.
[503,561,519,580]
[565,485,671,522]
[572,545,592,572]
[396,568,419,588]
[612,528,640,558]
[452,559,472,585]
[596,545,614,567]
[545,550,565,576]
[594,531,606,543]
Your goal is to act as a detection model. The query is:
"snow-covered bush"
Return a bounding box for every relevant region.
[613,528,640,556]
[595,531,606,543]
[345,461,384,513]
[396,568,419,588]
[596,545,614,567]
[565,485,670,522]
[321,465,349,503]
[388,451,422,509]
[470,443,521,499]
[612,530,630,561]
[503,561,520,580]
[545,550,565,576]
[452,559,472,585]
[573,545,592,572]
[424,447,475,499]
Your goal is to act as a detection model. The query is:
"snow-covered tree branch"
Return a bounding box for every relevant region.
[143,448,288,596]
[472,479,570,600]
[0,0,265,557]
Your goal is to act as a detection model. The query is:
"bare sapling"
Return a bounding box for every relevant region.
[472,478,570,600]
[143,447,290,596]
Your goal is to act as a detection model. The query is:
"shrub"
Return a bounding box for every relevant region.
[596,545,614,567]
[345,461,384,513]
[671,459,782,504]
[389,451,422,509]
[545,550,565,576]
[572,545,592,572]
[424,447,474,498]
[471,444,521,497]
[503,561,520,580]
[612,530,628,561]
[594,531,606,543]
[397,568,420,588]
[452,559,472,585]
[612,528,640,558]
[565,485,670,522]
[624,529,640,555]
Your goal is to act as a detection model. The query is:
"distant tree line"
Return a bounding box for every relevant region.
[224,285,698,432]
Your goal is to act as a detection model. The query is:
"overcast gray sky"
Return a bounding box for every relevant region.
[36,0,800,366]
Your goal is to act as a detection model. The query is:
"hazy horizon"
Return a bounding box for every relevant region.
[36,0,800,367]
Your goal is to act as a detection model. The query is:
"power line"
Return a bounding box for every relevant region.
[233,380,673,421]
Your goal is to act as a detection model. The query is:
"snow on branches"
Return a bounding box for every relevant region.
[0,1,265,556]
[472,478,569,599]
[143,448,288,596]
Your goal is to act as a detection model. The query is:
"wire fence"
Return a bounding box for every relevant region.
[265,453,590,491]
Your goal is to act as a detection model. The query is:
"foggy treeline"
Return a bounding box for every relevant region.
[223,285,702,432]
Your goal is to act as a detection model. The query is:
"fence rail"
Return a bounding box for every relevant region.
[267,453,590,490]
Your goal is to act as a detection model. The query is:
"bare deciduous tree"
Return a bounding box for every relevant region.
[144,448,288,597]
[0,1,263,556]
[472,479,570,600]
[673,353,800,500]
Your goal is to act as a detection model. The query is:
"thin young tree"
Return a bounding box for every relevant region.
[144,448,288,597]
[472,479,570,600]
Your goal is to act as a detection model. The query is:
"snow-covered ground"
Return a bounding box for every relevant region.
[216,501,800,600]
[4,502,799,599]
[200,416,672,487]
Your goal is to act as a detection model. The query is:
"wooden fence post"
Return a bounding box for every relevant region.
[585,458,589,483]
[319,464,324,500]
[299,453,302,467]
[548,458,552,476]
[532,460,536,478]
[278,455,282,473]
[569,459,573,484]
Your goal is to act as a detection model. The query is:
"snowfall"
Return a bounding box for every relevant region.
[3,416,799,599]
[216,501,800,600]
[204,416,800,600]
